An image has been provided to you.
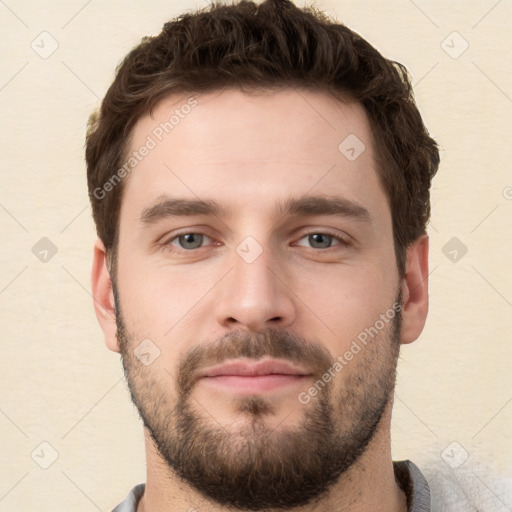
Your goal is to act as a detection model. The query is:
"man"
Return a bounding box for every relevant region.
[86,0,439,510]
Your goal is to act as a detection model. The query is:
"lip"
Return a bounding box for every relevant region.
[197,358,312,393]
[198,358,310,378]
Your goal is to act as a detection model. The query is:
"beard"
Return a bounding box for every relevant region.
[115,288,402,511]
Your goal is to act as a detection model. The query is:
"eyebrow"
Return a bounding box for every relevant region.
[140,195,231,224]
[277,195,371,223]
[139,194,372,226]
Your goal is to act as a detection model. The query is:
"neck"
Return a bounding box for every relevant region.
[137,404,407,512]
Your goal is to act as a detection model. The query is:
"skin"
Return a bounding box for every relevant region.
[92,88,429,511]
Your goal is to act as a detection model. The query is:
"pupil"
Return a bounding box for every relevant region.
[311,234,331,248]
[181,233,202,249]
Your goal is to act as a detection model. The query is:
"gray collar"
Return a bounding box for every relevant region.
[394,459,431,511]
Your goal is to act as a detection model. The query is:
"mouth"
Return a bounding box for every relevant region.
[197,358,312,393]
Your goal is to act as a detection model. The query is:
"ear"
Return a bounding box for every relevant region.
[399,234,429,345]
[91,238,120,353]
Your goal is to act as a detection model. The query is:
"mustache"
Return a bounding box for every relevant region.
[176,328,335,396]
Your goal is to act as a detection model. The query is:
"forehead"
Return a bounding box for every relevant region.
[120,87,389,225]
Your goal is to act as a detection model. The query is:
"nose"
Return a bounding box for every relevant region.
[214,242,296,333]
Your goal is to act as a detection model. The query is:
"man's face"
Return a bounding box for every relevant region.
[113,88,402,509]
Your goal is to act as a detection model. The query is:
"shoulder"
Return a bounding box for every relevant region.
[415,459,512,512]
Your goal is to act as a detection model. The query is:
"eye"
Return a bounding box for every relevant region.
[166,232,213,251]
[294,232,348,250]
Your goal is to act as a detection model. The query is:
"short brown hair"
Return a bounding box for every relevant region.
[85,0,439,278]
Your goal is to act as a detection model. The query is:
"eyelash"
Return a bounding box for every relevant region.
[160,230,350,253]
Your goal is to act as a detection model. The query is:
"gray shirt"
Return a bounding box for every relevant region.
[112,459,431,511]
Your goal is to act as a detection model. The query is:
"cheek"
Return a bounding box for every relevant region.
[116,249,222,340]
[294,262,398,355]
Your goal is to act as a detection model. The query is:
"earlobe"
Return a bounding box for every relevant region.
[399,234,429,345]
[91,238,120,353]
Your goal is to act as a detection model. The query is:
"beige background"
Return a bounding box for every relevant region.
[1,0,511,510]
